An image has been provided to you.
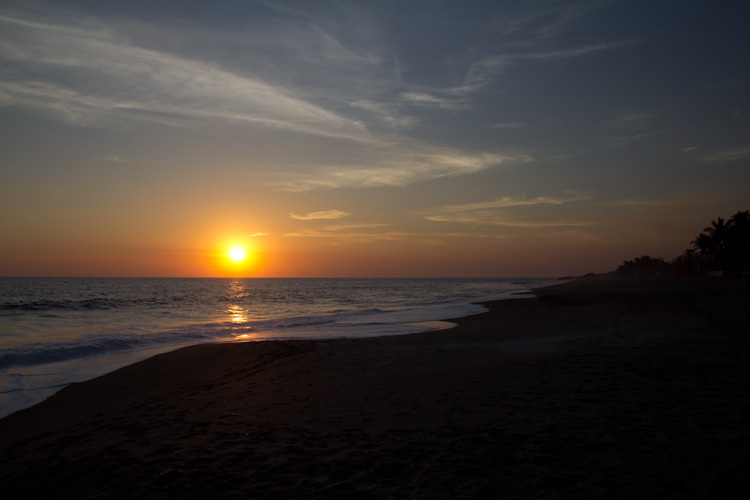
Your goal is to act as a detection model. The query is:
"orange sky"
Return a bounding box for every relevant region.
[0,203,719,277]
[1,2,749,277]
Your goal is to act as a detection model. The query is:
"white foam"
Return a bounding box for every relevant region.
[0,344,188,420]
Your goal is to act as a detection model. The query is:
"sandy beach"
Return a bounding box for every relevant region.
[1,275,749,499]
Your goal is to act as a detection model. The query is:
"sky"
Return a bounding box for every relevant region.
[1,0,749,277]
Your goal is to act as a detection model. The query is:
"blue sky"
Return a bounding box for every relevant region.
[1,0,749,276]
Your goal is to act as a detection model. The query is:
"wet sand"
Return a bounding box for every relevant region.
[1,275,749,499]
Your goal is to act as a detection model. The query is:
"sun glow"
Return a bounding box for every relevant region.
[209,239,265,277]
[227,246,247,263]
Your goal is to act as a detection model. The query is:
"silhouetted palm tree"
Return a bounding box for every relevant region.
[672,247,699,275]
[692,217,729,272]
[726,211,750,274]
[704,217,727,246]
[691,232,714,271]
[621,210,748,277]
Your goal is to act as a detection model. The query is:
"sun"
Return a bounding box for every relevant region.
[227,246,248,263]
[212,240,263,276]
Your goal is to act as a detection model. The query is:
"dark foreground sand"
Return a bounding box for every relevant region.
[1,276,749,499]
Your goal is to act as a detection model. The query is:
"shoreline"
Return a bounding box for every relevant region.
[2,275,749,498]
[0,279,543,420]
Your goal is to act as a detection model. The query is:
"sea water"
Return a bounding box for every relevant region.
[0,277,551,419]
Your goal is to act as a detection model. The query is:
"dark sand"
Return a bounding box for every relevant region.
[1,276,749,499]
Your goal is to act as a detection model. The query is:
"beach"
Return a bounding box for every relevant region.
[1,276,749,499]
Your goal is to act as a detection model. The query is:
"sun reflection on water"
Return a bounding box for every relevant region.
[228,304,247,324]
[224,279,255,340]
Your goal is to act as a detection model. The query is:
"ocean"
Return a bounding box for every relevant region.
[0,277,552,419]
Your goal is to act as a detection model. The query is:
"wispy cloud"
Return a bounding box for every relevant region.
[349,100,415,129]
[432,193,592,214]
[425,192,593,227]
[492,1,615,39]
[92,154,129,163]
[601,111,670,148]
[245,232,270,237]
[459,41,628,98]
[608,112,655,128]
[399,0,631,112]
[400,91,467,110]
[273,148,531,191]
[0,8,533,192]
[702,146,750,163]
[525,42,630,61]
[605,193,723,209]
[604,130,670,148]
[492,122,527,129]
[425,215,592,227]
[290,210,350,220]
[451,55,512,96]
[0,13,372,141]
[283,229,513,244]
[0,88,14,107]
[319,223,388,231]
[401,39,629,112]
[284,230,408,244]
[285,218,501,243]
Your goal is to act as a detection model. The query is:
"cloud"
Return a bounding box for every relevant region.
[0,3,641,201]
[284,229,408,244]
[425,192,593,227]
[0,88,14,107]
[432,193,592,214]
[92,154,129,163]
[493,1,614,39]
[290,210,350,220]
[702,147,750,163]
[524,42,631,61]
[452,55,512,96]
[604,130,670,148]
[0,7,532,194]
[400,91,467,110]
[349,100,415,129]
[370,0,628,115]
[245,232,270,237]
[424,215,592,227]
[424,0,633,110]
[608,112,655,129]
[319,223,388,231]
[597,112,672,149]
[492,122,527,129]
[282,229,512,244]
[282,222,515,245]
[456,42,627,97]
[0,13,371,141]
[605,193,723,209]
[274,148,531,191]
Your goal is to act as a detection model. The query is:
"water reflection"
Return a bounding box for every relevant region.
[228,304,247,324]
[225,279,253,339]
[226,278,246,301]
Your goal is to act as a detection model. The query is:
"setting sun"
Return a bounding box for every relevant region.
[227,246,248,263]
[208,240,265,277]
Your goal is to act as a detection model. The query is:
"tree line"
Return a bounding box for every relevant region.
[617,210,750,277]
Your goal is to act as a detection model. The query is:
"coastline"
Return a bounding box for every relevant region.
[1,275,749,498]
[0,277,545,420]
